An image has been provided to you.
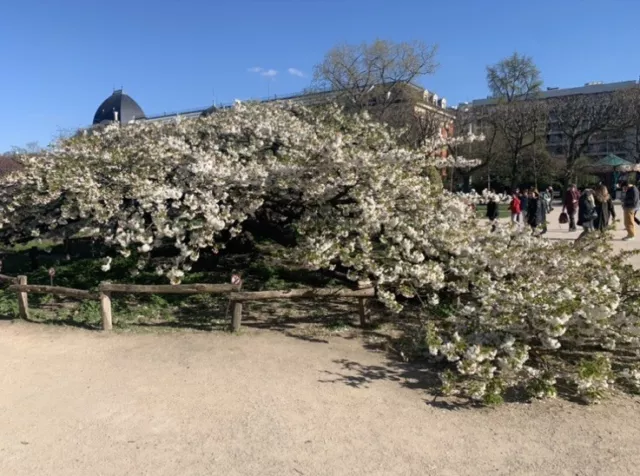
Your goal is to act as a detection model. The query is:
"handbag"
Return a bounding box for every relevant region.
[559,211,569,224]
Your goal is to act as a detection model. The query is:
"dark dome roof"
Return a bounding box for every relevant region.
[92,90,145,125]
[200,105,218,117]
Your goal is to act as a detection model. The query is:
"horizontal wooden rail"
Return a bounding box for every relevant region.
[100,283,240,294]
[7,275,376,333]
[0,273,17,283]
[229,286,376,332]
[8,284,99,300]
[229,287,375,302]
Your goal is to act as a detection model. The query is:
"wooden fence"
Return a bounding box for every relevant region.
[0,274,17,283]
[3,274,375,332]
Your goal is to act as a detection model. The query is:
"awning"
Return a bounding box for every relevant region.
[584,154,640,173]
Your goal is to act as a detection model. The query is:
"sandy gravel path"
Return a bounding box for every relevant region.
[1,322,639,476]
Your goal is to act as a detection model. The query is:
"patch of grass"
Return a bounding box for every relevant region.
[0,236,355,331]
[0,288,19,319]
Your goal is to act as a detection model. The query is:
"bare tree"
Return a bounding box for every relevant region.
[467,100,548,188]
[486,52,542,103]
[10,141,42,155]
[447,106,497,191]
[395,95,449,148]
[0,152,23,177]
[455,53,547,190]
[618,87,640,163]
[494,101,548,186]
[547,90,637,182]
[313,39,438,118]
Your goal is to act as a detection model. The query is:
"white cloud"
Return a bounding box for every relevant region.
[260,69,278,78]
[248,67,263,73]
[288,68,305,78]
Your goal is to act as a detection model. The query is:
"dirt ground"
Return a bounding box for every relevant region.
[2,321,640,476]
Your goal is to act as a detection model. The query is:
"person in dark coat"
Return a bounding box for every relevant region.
[486,193,499,232]
[519,189,529,222]
[593,184,616,232]
[527,189,547,235]
[577,189,597,241]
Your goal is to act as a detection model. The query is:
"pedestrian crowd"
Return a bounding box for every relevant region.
[484,182,640,242]
[486,186,554,235]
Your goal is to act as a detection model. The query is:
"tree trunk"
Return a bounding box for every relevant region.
[462,174,471,193]
[510,152,520,189]
[563,167,574,189]
[28,247,39,271]
[564,155,577,189]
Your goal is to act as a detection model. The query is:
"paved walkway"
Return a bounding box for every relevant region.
[501,202,640,268]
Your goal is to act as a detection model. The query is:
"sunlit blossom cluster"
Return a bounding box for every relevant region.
[456,189,512,204]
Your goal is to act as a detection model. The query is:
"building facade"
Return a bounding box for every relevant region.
[92,84,455,129]
[467,80,640,163]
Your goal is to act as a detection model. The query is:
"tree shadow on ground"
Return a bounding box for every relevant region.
[317,357,486,410]
[22,316,99,331]
[318,358,439,390]
[237,298,372,335]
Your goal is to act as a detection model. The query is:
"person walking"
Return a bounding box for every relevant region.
[509,191,522,228]
[594,184,616,232]
[547,186,555,212]
[528,189,547,235]
[486,194,499,232]
[577,189,597,241]
[520,188,529,224]
[541,188,550,213]
[621,181,640,241]
[563,184,580,232]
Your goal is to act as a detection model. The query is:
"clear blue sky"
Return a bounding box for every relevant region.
[1,0,639,151]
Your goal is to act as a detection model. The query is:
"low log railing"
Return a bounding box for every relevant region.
[227,285,375,331]
[97,283,241,331]
[7,276,99,320]
[3,275,376,332]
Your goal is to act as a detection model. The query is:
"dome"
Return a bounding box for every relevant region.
[200,105,218,117]
[92,90,145,125]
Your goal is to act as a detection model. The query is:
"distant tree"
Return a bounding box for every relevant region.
[547,90,638,182]
[486,52,542,102]
[447,106,495,192]
[467,100,548,188]
[457,54,545,190]
[313,38,447,188]
[619,87,640,163]
[492,100,548,187]
[313,39,438,117]
[10,141,42,155]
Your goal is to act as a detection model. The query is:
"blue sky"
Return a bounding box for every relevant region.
[1,0,639,151]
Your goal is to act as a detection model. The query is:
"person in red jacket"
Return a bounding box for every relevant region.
[510,190,522,229]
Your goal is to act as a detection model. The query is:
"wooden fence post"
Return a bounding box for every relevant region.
[16,275,29,320]
[357,280,371,327]
[230,274,243,332]
[231,301,243,332]
[99,283,112,331]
